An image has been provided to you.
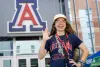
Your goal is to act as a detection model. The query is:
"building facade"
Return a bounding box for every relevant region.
[0,0,100,67]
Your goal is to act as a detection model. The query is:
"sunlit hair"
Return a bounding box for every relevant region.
[49,18,75,36]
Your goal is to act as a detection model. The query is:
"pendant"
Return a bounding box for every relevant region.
[58,48,63,54]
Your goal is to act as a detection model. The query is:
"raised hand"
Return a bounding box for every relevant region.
[43,28,50,41]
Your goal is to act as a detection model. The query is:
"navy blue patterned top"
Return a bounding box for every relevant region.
[45,34,82,67]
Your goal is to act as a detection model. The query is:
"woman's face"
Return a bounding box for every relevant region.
[54,18,66,32]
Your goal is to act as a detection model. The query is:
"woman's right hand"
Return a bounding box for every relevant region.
[43,28,50,41]
[39,28,50,60]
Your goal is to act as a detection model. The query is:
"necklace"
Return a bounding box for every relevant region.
[55,35,63,55]
[55,34,66,55]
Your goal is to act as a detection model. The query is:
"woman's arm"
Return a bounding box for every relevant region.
[69,43,89,67]
[38,40,47,60]
[76,43,89,67]
[79,43,89,62]
[38,28,50,60]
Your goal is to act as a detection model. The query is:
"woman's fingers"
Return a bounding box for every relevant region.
[43,28,49,35]
[45,28,49,34]
[42,28,50,41]
[69,59,76,66]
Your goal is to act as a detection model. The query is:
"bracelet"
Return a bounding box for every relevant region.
[78,60,85,67]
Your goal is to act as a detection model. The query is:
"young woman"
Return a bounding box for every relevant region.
[38,14,89,67]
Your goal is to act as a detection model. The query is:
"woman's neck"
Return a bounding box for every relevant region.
[57,31,65,36]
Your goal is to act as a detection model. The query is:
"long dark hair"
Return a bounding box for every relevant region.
[49,18,75,36]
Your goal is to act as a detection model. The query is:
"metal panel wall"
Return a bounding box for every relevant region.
[0,0,61,37]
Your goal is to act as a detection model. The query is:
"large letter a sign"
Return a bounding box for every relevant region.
[7,0,46,33]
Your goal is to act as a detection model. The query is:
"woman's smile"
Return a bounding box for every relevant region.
[58,25,65,28]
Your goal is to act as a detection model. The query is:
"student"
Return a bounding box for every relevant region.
[38,14,89,67]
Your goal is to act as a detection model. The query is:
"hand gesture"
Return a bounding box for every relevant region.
[43,28,50,41]
[69,59,81,67]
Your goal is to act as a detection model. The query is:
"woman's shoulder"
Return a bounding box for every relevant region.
[68,34,79,41]
[68,33,76,37]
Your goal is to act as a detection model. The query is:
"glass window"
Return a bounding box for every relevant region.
[0,37,13,56]
[85,8,92,15]
[17,46,20,53]
[19,59,26,67]
[87,21,93,27]
[31,59,38,67]
[3,60,11,67]
[88,33,94,39]
[45,58,50,67]
[31,45,35,53]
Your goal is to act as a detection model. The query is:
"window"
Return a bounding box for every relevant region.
[85,8,92,15]
[31,45,35,53]
[0,37,13,56]
[88,33,94,39]
[31,59,38,67]
[17,46,20,53]
[87,21,93,27]
[45,58,50,67]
